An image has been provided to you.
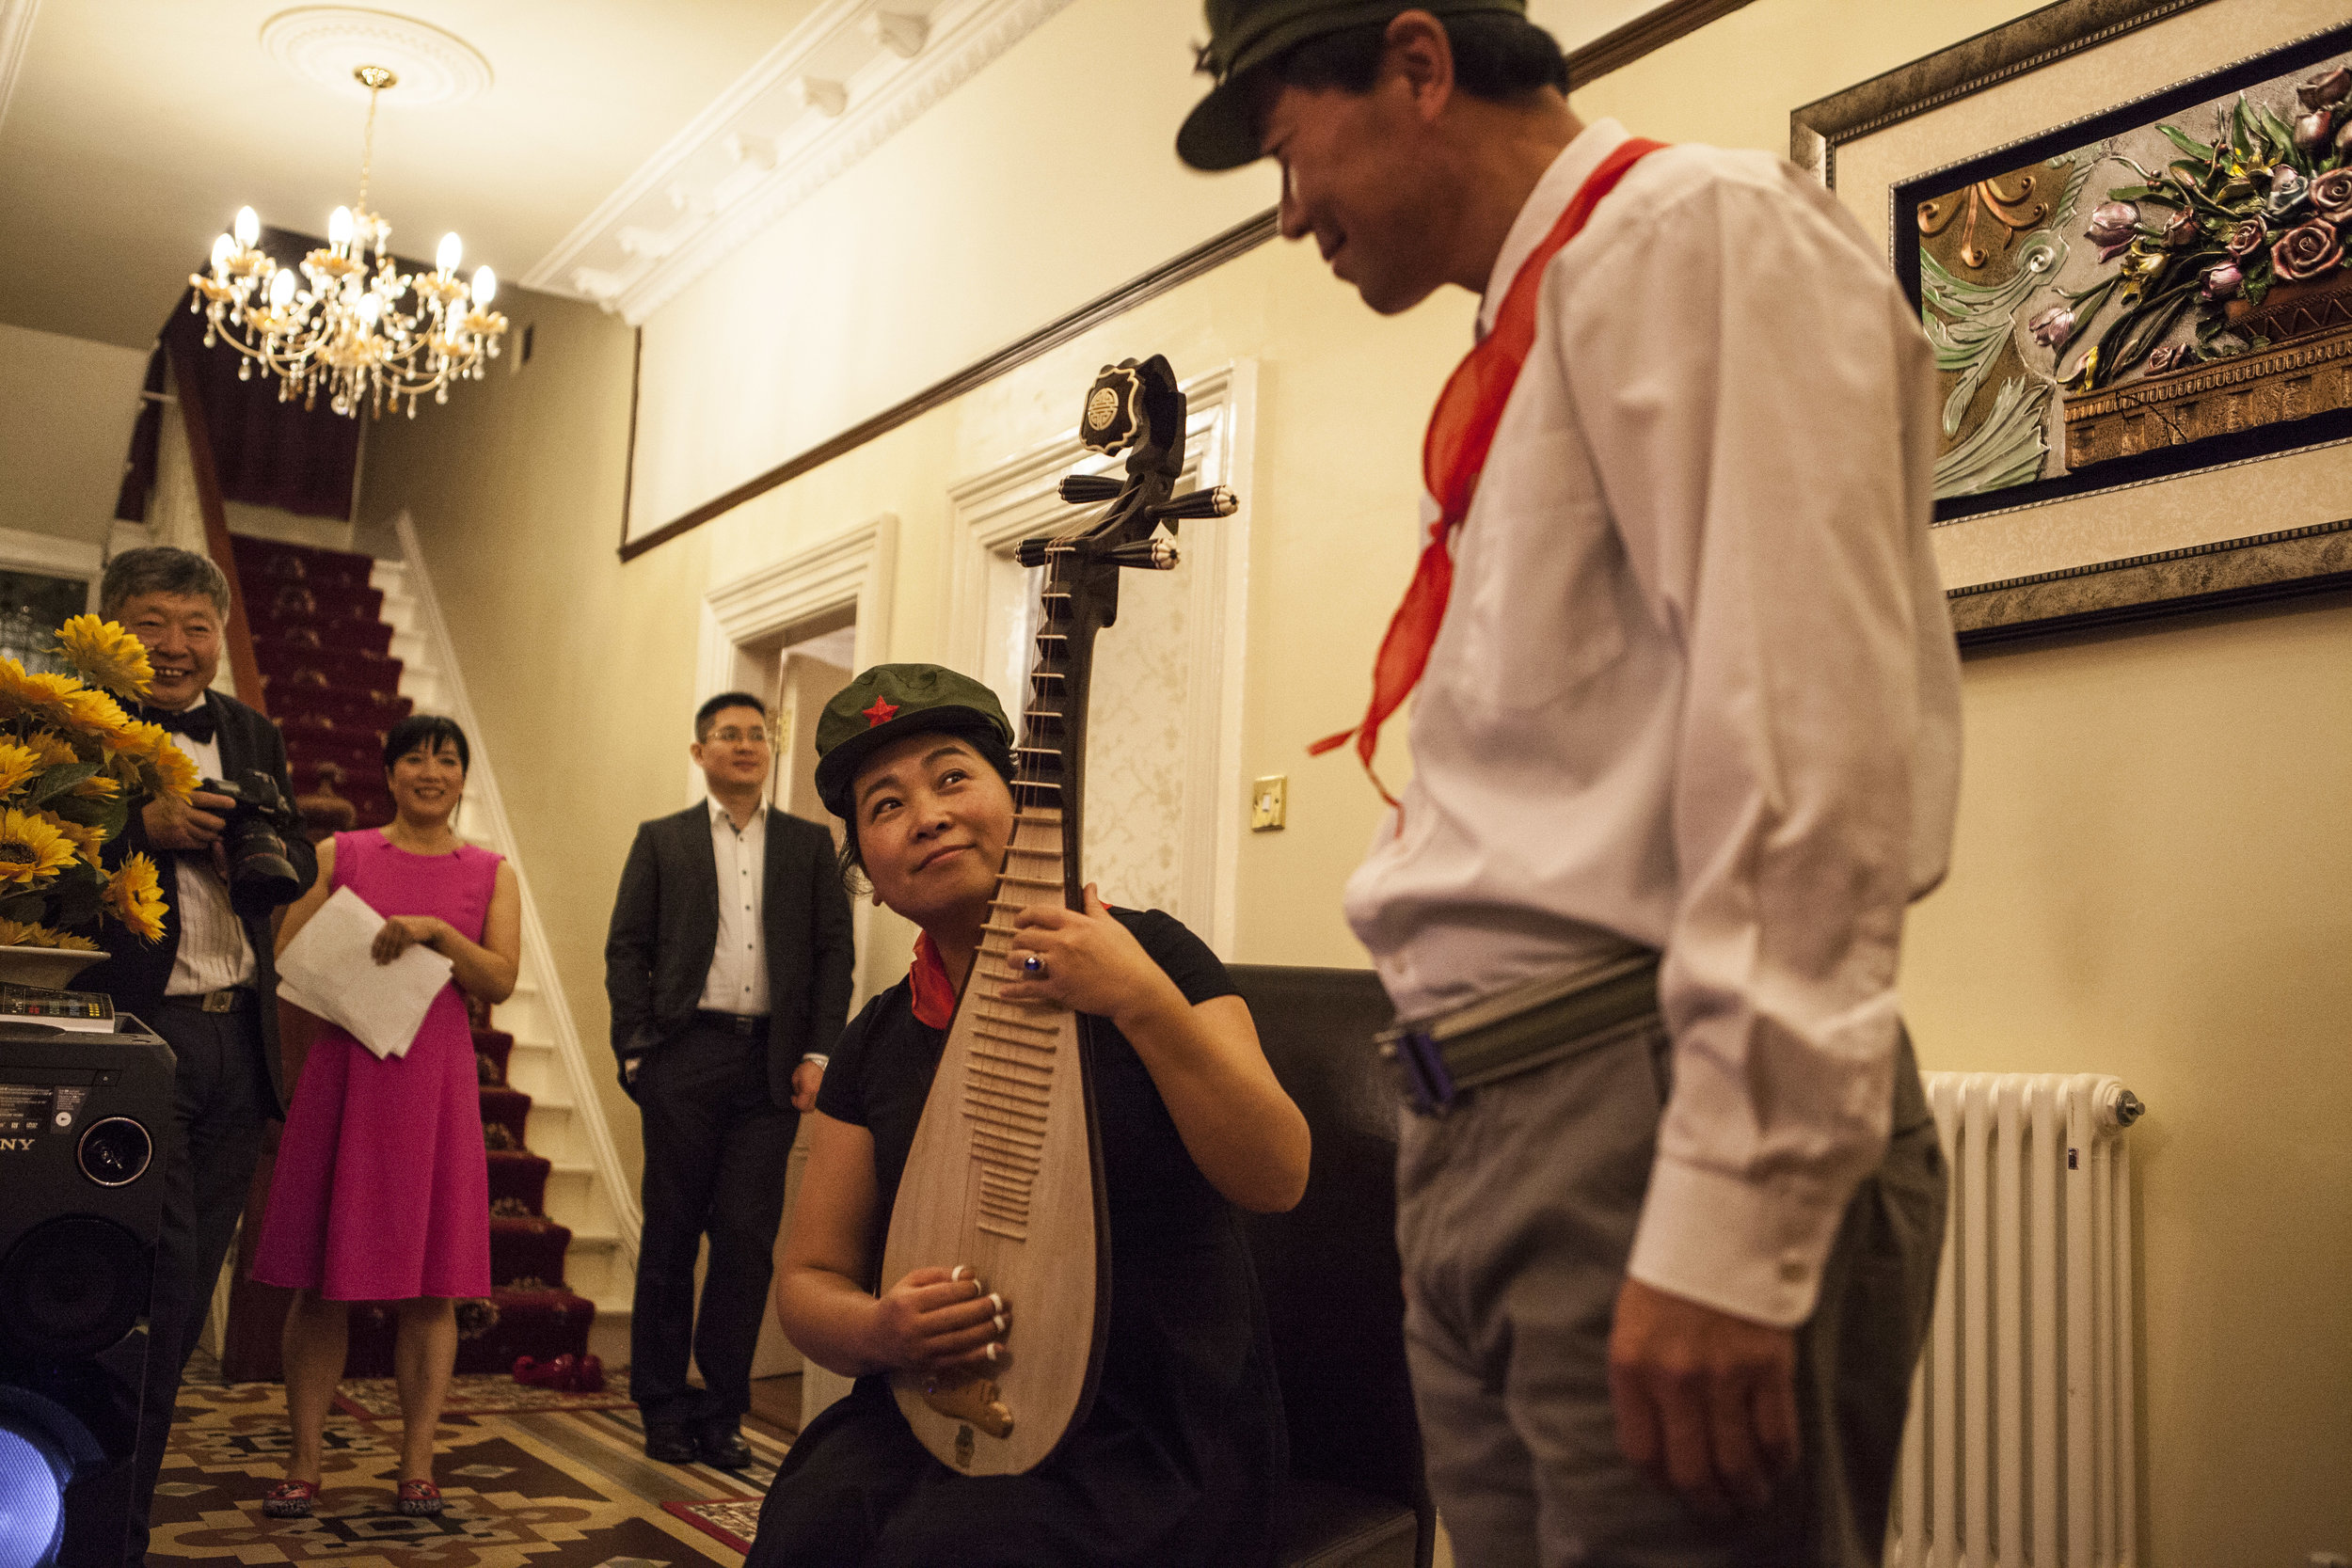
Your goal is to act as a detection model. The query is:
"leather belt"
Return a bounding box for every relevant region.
[166,988,252,1015]
[695,1010,769,1037]
[1380,949,1662,1116]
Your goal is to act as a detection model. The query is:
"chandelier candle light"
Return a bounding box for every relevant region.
[188,64,506,419]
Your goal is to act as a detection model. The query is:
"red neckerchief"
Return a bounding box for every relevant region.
[909,931,956,1029]
[1310,137,1668,806]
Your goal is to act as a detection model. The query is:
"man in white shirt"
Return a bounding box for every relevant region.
[604,693,854,1468]
[1181,5,1961,1561]
[82,546,316,1566]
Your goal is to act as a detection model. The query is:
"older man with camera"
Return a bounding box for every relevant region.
[82,545,315,1566]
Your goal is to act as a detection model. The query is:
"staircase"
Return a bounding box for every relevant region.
[231,535,633,1374]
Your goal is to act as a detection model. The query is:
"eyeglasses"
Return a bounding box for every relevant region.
[707,727,771,747]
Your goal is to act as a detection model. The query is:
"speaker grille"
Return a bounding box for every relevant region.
[0,1218,150,1358]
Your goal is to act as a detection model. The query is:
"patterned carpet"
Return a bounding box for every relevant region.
[148,1371,791,1568]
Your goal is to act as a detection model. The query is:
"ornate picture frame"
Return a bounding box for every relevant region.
[1795,0,2352,646]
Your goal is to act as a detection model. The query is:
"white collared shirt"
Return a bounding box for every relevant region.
[698,799,770,1016]
[160,705,258,996]
[1342,120,1963,1328]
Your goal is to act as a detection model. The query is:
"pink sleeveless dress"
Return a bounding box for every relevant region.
[251,831,501,1300]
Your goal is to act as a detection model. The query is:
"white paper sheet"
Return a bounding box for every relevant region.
[276,885,453,1061]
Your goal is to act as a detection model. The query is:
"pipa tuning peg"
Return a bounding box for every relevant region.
[1015,536,1056,568]
[1147,485,1238,522]
[1058,473,1125,504]
[1102,540,1180,571]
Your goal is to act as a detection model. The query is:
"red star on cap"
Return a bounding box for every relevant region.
[862,696,899,728]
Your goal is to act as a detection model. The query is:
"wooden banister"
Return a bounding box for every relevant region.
[162,343,267,719]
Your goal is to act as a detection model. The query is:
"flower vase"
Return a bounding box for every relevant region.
[0,945,107,992]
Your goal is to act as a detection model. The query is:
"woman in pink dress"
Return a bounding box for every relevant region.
[249,715,520,1519]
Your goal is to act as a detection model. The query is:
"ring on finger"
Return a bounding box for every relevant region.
[1019,953,1047,979]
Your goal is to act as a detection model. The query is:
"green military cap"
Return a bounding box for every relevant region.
[813,663,1017,820]
[1177,0,1527,171]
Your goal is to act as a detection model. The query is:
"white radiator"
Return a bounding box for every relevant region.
[1887,1072,2146,1568]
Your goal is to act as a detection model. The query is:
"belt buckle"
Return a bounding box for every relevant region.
[201,990,234,1015]
[1380,1027,1456,1116]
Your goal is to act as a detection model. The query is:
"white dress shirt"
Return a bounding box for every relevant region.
[698,799,770,1016]
[161,708,258,996]
[1343,120,1963,1328]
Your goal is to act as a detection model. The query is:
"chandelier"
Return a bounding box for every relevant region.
[188,64,506,420]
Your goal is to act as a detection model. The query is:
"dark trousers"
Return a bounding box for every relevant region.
[112,1001,272,1566]
[631,1021,798,1427]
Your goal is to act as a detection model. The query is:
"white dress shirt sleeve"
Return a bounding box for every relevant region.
[1556,171,1934,1326]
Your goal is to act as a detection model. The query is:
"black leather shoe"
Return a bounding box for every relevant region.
[695,1420,753,1470]
[644,1419,698,1465]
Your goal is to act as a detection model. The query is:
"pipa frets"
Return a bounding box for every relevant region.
[882,356,1220,1475]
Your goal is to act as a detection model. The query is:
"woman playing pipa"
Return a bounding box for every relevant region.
[750,664,1307,1567]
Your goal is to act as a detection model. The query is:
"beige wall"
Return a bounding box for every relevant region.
[358,288,671,1173]
[354,0,2349,1560]
[0,322,148,545]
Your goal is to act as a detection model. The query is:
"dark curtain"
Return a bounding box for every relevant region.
[115,227,364,524]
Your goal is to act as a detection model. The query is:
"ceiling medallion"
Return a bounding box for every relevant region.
[259,6,493,106]
[188,65,507,420]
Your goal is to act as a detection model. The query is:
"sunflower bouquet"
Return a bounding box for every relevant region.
[0,615,199,950]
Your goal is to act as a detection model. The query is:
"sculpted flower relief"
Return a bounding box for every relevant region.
[2271,217,2344,282]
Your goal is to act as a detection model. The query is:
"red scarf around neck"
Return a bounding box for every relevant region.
[1311,136,1667,805]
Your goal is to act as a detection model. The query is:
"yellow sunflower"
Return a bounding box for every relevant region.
[52,817,106,865]
[0,808,78,888]
[0,739,40,800]
[104,853,167,942]
[63,686,131,743]
[105,721,199,801]
[55,615,154,700]
[70,774,119,800]
[0,916,97,950]
[24,730,79,768]
[0,660,76,726]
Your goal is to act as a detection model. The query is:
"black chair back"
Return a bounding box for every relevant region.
[1228,964,1434,1568]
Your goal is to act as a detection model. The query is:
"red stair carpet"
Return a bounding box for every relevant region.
[224,535,596,1378]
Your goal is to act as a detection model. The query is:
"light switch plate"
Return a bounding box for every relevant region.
[1250,775,1287,832]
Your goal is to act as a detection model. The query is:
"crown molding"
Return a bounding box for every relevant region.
[521,0,1073,325]
[0,0,40,142]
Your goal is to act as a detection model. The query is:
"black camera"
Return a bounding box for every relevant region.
[199,772,304,908]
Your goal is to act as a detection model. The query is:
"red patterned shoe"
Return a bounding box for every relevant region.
[396,1479,444,1517]
[512,1354,574,1388]
[262,1479,318,1518]
[568,1354,605,1393]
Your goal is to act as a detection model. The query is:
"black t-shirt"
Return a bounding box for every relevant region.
[806,907,1281,1567]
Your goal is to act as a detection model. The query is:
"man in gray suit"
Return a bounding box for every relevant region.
[605,691,854,1467]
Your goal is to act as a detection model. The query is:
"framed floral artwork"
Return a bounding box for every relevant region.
[1796,0,2352,645]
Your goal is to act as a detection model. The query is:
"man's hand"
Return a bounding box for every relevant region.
[790,1058,823,1112]
[142,791,235,853]
[1609,1276,1799,1516]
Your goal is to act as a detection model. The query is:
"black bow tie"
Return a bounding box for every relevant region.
[144,703,216,745]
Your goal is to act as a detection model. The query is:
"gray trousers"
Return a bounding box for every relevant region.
[1397,1020,1945,1567]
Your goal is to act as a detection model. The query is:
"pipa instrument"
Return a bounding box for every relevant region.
[879,356,1237,1474]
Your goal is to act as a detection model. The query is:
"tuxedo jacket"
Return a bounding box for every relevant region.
[604,803,855,1110]
[85,689,318,1112]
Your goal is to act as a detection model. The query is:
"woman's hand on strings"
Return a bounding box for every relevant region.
[998,884,1186,1030]
[863,1266,1009,1372]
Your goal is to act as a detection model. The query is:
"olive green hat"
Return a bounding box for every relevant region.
[1177,0,1526,171]
[812,663,1017,820]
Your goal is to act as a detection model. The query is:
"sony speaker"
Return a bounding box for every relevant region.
[0,1023,173,1568]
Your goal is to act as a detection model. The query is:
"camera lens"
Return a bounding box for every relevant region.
[77,1117,152,1187]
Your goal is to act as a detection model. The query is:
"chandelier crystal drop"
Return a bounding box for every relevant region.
[188,64,506,420]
